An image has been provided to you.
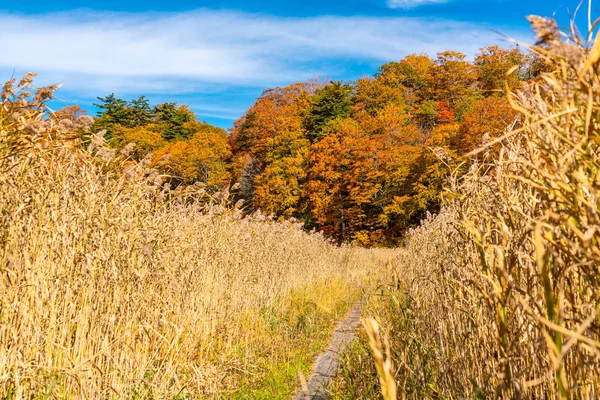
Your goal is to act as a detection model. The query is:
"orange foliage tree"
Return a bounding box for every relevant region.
[306,104,422,246]
[229,81,320,218]
[453,96,519,154]
[222,46,543,245]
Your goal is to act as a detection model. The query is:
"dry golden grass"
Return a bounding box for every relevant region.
[0,75,394,399]
[334,14,599,400]
[362,318,397,400]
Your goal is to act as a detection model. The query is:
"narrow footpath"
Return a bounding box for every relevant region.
[294,302,363,400]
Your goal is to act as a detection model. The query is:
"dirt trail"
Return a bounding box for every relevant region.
[294,302,362,400]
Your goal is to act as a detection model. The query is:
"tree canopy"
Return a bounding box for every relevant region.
[227,45,544,245]
[67,45,545,246]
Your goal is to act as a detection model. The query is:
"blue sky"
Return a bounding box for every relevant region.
[0,0,590,128]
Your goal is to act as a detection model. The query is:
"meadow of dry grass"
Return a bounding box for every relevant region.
[333,15,600,400]
[4,11,600,400]
[0,76,395,399]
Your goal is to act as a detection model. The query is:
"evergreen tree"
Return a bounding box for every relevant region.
[303,81,354,142]
[92,94,155,135]
[154,103,195,141]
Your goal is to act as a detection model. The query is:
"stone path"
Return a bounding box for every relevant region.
[294,302,363,400]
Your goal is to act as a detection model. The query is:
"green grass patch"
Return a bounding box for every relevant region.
[224,280,363,399]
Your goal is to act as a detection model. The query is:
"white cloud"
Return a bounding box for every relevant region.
[0,10,528,97]
[387,0,451,9]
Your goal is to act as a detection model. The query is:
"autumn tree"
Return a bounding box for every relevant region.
[353,75,405,118]
[90,94,233,190]
[378,54,436,109]
[153,121,231,189]
[434,51,479,112]
[475,45,526,94]
[229,81,319,218]
[453,96,518,154]
[306,118,375,242]
[402,123,462,222]
[306,104,422,246]
[112,124,166,160]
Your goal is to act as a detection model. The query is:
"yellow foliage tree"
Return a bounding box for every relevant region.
[112,124,166,160]
[153,121,231,189]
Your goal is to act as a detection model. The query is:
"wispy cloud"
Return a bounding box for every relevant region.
[387,0,451,9]
[0,9,527,99]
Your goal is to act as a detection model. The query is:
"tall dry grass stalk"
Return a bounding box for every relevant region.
[363,318,397,400]
[0,75,392,398]
[352,14,600,400]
